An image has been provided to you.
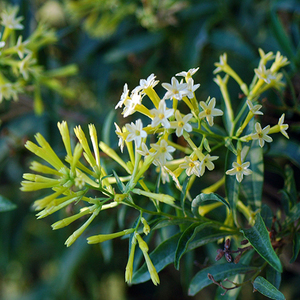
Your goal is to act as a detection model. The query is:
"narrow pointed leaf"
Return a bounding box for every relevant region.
[253,276,285,300]
[266,265,281,290]
[285,202,300,225]
[0,195,17,212]
[241,213,282,272]
[191,193,230,218]
[290,232,300,263]
[188,263,257,296]
[241,140,263,210]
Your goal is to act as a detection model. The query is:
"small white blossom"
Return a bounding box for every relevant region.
[213,53,227,74]
[132,74,159,94]
[122,91,143,118]
[151,139,175,166]
[185,78,200,99]
[170,110,193,137]
[162,77,188,100]
[0,82,22,102]
[14,35,31,59]
[271,51,289,73]
[0,5,24,30]
[226,161,252,182]
[246,99,263,115]
[150,100,174,128]
[258,48,274,65]
[199,154,218,176]
[115,83,130,109]
[179,156,201,177]
[251,122,273,147]
[114,122,125,152]
[198,97,223,126]
[19,54,37,80]
[254,65,273,84]
[176,67,199,78]
[278,114,289,139]
[125,119,147,148]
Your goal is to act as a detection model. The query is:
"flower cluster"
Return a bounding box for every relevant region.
[21,49,289,286]
[0,4,77,114]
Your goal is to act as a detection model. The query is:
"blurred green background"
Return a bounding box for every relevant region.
[1,0,300,299]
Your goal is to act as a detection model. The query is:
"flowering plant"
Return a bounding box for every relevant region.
[0,4,77,114]
[21,49,297,299]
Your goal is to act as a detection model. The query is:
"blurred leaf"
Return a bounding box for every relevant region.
[284,165,298,206]
[266,265,281,290]
[241,213,282,273]
[0,195,17,212]
[241,140,264,210]
[225,149,240,225]
[285,202,300,225]
[290,232,300,263]
[191,193,230,218]
[104,33,163,63]
[268,138,300,169]
[253,276,285,300]
[209,30,256,60]
[188,263,257,296]
[102,109,116,147]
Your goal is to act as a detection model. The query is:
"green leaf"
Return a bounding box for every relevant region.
[290,232,300,263]
[191,193,230,218]
[260,204,274,229]
[285,202,300,225]
[225,149,240,225]
[175,222,210,270]
[241,213,283,273]
[268,138,300,169]
[132,224,235,284]
[241,140,264,210]
[253,276,285,300]
[188,263,257,296]
[0,195,17,212]
[284,165,297,206]
[266,265,281,290]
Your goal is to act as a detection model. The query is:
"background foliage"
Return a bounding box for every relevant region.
[0,0,300,299]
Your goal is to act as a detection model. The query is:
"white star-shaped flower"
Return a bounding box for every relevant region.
[199,154,218,176]
[213,53,227,74]
[246,99,263,115]
[122,92,143,118]
[278,114,289,139]
[251,122,273,147]
[115,83,130,109]
[125,119,147,148]
[151,139,175,166]
[226,161,252,182]
[176,67,199,78]
[198,97,223,126]
[0,5,24,30]
[179,156,201,177]
[162,77,188,100]
[150,100,174,128]
[114,123,125,152]
[185,78,200,99]
[132,74,159,94]
[14,35,31,59]
[170,110,193,137]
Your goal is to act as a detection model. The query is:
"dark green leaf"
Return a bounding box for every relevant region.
[225,149,240,225]
[175,222,210,270]
[132,224,235,284]
[253,276,285,300]
[285,202,300,225]
[0,195,17,212]
[260,204,274,229]
[112,170,125,193]
[266,265,281,290]
[268,138,300,169]
[241,213,282,273]
[188,263,257,296]
[290,232,300,263]
[241,140,264,210]
[284,165,297,206]
[191,193,230,218]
